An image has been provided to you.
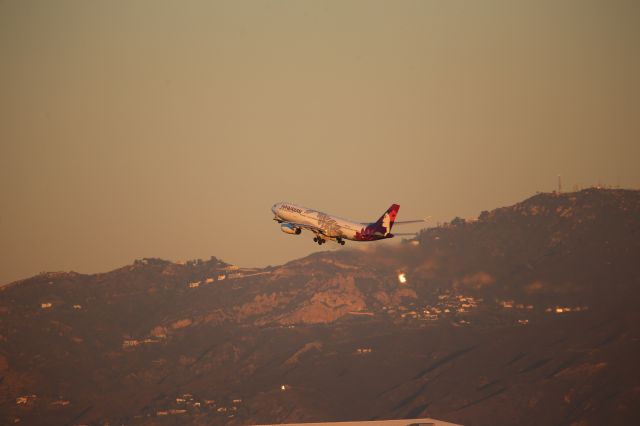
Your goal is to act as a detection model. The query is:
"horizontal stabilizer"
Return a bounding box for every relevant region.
[395,215,431,225]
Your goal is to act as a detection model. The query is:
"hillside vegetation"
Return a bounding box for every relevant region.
[1,188,639,425]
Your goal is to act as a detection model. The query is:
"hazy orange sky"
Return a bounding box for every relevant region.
[1,1,639,285]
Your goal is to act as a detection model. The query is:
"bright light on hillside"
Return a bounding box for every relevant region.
[398,273,407,284]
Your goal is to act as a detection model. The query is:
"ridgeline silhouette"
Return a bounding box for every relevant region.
[1,188,639,425]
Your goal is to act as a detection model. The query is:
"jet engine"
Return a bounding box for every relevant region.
[281,224,302,235]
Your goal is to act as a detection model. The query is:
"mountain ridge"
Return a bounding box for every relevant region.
[1,188,639,425]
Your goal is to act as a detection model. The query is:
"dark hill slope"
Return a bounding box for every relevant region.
[0,188,639,425]
[409,188,640,306]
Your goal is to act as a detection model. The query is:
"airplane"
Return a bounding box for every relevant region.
[271,202,423,245]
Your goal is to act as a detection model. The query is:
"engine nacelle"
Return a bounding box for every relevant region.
[281,224,302,235]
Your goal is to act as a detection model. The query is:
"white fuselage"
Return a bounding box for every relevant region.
[272,202,366,241]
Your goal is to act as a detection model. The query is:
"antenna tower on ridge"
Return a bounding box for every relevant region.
[557,175,562,194]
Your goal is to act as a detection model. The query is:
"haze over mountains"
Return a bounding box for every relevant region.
[1,188,639,425]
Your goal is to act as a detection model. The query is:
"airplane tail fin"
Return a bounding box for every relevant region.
[373,204,400,236]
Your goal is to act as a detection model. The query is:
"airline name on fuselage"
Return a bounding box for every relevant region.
[281,204,303,214]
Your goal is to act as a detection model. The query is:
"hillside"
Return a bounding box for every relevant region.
[1,188,639,425]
